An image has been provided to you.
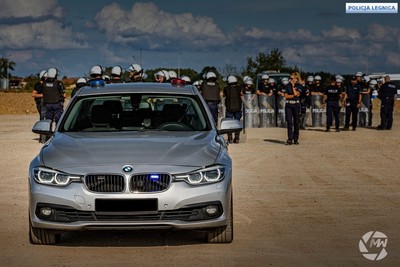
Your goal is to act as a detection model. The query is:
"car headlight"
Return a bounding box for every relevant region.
[32,167,82,186]
[174,165,226,185]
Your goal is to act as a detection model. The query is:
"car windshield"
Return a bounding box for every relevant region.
[59,94,209,132]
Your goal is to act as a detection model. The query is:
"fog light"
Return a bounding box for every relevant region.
[205,205,219,216]
[40,207,53,217]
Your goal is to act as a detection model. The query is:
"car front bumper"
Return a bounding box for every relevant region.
[29,178,232,231]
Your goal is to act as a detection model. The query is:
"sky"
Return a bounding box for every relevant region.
[0,0,399,78]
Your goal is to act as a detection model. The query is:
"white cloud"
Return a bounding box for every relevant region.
[95,2,228,50]
[0,0,87,52]
[322,25,361,40]
[0,0,64,19]
[0,20,89,49]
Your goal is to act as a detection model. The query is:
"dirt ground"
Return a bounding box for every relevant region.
[0,96,399,266]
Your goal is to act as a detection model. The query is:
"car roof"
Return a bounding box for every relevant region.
[76,82,198,97]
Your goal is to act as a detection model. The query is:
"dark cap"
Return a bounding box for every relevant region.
[351,76,357,80]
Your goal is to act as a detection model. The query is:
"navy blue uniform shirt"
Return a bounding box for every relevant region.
[285,83,303,101]
[346,83,361,102]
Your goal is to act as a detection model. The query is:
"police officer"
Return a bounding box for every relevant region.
[200,71,221,123]
[257,74,273,97]
[128,64,144,82]
[110,66,124,83]
[223,75,243,143]
[88,65,106,87]
[42,67,65,125]
[257,75,274,126]
[31,70,47,120]
[154,70,170,83]
[377,75,397,130]
[342,76,362,131]
[284,73,303,145]
[323,77,344,132]
[242,77,256,94]
[367,78,377,127]
[300,76,313,129]
[310,75,324,127]
[71,77,87,97]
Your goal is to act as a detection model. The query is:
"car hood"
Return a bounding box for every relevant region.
[40,131,222,170]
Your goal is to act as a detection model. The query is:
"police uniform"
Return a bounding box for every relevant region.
[343,79,361,131]
[284,82,302,145]
[224,84,243,143]
[42,78,65,124]
[201,81,221,123]
[258,82,273,95]
[324,82,342,131]
[377,81,397,130]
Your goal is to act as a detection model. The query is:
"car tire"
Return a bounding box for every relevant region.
[206,198,233,243]
[29,218,60,245]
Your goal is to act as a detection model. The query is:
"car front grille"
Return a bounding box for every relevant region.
[130,174,171,193]
[84,173,171,193]
[85,174,125,193]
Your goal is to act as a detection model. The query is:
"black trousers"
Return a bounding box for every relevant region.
[326,101,340,129]
[285,103,300,141]
[380,100,394,129]
[345,101,358,128]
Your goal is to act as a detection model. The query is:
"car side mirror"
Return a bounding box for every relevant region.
[32,119,53,135]
[218,118,243,135]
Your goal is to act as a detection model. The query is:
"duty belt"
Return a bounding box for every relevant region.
[286,100,300,104]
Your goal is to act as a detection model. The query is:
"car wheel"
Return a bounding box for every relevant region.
[29,218,60,245]
[206,198,233,243]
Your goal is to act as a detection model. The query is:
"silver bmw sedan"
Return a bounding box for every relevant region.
[29,80,242,245]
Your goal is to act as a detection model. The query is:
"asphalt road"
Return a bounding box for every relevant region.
[0,114,399,266]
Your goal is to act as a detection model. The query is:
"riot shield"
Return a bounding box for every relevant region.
[276,95,286,128]
[258,95,276,127]
[358,94,370,127]
[311,94,325,127]
[243,93,259,128]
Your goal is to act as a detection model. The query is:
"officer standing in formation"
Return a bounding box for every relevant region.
[71,77,88,97]
[377,75,397,130]
[128,64,145,82]
[342,76,362,131]
[257,74,274,97]
[284,72,303,145]
[42,67,66,125]
[110,66,124,83]
[31,70,47,120]
[88,65,106,87]
[299,76,311,129]
[323,77,344,132]
[223,75,243,143]
[200,71,221,123]
[154,70,170,83]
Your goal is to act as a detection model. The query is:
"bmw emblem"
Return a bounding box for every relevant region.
[122,165,133,173]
